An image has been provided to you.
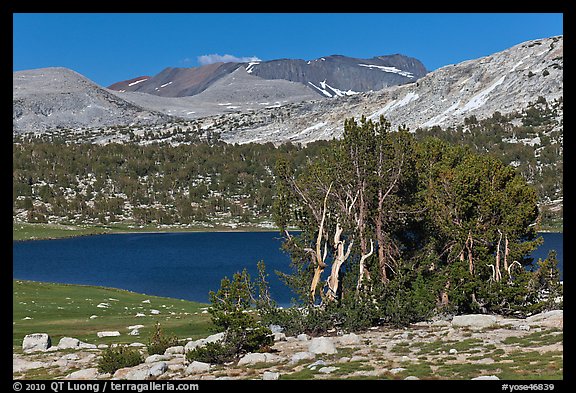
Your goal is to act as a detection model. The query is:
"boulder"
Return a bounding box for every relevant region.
[186,361,211,374]
[22,333,51,353]
[290,351,316,364]
[338,333,361,345]
[184,332,225,352]
[65,368,100,379]
[297,333,310,341]
[451,314,498,329]
[164,346,185,355]
[262,371,280,380]
[145,354,170,363]
[269,324,284,333]
[308,337,337,355]
[237,352,282,366]
[273,332,287,342]
[57,337,82,349]
[471,375,500,380]
[129,329,140,336]
[525,310,563,328]
[318,366,338,374]
[97,331,121,338]
[13,357,48,373]
[148,362,168,378]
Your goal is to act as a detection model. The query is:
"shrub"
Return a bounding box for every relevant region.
[201,267,274,363]
[186,341,235,364]
[147,322,179,355]
[97,346,143,374]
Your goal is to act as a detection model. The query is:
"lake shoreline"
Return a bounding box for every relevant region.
[13,221,292,242]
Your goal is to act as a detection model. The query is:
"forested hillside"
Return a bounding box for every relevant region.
[13,100,562,231]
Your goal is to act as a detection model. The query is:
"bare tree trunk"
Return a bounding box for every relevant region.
[467,231,474,276]
[495,229,503,282]
[357,239,374,292]
[309,184,331,302]
[440,281,450,306]
[504,234,509,275]
[326,222,353,301]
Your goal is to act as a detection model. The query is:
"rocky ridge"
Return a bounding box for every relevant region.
[219,35,563,144]
[13,310,563,380]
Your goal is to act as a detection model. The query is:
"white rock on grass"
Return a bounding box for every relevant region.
[308,337,337,354]
[471,375,500,380]
[57,337,82,349]
[129,329,140,336]
[97,331,121,338]
[128,325,145,330]
[318,366,338,374]
[22,333,51,353]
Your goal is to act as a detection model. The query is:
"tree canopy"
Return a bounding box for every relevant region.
[272,116,559,327]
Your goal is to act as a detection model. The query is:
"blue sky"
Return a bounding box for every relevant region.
[13,13,563,87]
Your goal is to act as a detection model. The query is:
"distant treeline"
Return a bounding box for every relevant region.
[13,99,562,229]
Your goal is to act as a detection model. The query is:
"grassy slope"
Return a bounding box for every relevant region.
[13,280,212,350]
[13,222,279,241]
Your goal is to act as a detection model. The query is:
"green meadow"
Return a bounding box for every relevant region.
[13,280,212,350]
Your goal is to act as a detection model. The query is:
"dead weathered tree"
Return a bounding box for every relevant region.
[325,222,354,301]
[307,183,332,303]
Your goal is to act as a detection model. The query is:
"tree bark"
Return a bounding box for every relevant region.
[357,239,374,292]
[309,184,331,302]
[326,222,353,301]
[495,229,503,282]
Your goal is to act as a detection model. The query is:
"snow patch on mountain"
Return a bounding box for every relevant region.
[358,64,414,78]
[128,78,148,87]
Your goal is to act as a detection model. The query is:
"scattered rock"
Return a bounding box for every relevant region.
[471,375,500,380]
[449,348,458,355]
[404,376,420,380]
[145,354,170,363]
[22,333,51,353]
[308,337,337,355]
[390,367,407,374]
[96,303,110,308]
[517,324,531,331]
[474,358,495,365]
[525,310,563,328]
[307,360,327,370]
[237,352,282,366]
[149,362,168,378]
[97,331,121,338]
[338,333,361,345]
[290,351,316,364]
[184,332,225,352]
[273,332,287,341]
[269,324,284,333]
[186,361,211,374]
[135,313,146,317]
[150,309,160,315]
[66,368,100,379]
[262,371,280,380]
[318,366,338,374]
[164,346,185,355]
[297,333,310,341]
[89,315,98,319]
[13,357,48,373]
[128,325,145,330]
[129,342,145,347]
[451,314,498,329]
[129,329,140,336]
[57,337,82,350]
[97,344,108,349]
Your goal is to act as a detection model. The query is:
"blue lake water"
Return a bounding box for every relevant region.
[12,231,563,306]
